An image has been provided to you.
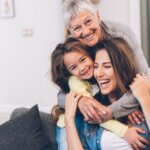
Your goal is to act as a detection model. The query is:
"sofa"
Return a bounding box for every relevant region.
[0,105,58,150]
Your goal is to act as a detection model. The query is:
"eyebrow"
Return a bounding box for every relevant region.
[94,61,111,65]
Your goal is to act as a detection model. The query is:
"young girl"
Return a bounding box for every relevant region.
[51,37,149,150]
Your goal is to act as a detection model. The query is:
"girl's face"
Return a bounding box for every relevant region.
[63,50,94,80]
[94,49,117,95]
[69,11,102,47]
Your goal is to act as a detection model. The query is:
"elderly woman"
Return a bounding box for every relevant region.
[58,0,150,122]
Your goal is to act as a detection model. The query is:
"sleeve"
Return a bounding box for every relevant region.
[57,90,66,109]
[105,21,150,118]
[68,76,92,98]
[109,93,139,118]
[100,119,128,138]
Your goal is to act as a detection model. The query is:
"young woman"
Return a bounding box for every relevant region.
[64,38,150,150]
[51,37,150,150]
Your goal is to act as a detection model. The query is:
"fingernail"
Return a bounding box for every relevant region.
[102,111,106,115]
[138,122,141,124]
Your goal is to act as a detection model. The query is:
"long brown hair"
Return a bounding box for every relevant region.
[93,37,138,94]
[51,37,90,93]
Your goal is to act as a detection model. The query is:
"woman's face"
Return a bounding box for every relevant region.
[94,49,117,95]
[63,50,94,80]
[69,11,102,47]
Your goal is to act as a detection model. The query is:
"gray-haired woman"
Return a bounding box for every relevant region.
[56,0,150,149]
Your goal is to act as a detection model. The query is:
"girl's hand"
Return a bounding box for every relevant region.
[124,127,149,150]
[130,74,150,101]
[65,91,82,121]
[128,109,145,124]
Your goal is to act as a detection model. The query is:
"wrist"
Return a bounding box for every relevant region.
[138,94,150,105]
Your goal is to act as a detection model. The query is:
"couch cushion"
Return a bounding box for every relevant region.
[0,105,51,150]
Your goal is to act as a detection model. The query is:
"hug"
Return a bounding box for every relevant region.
[51,0,150,150]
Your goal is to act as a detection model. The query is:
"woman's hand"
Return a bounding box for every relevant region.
[130,74,150,101]
[124,127,149,150]
[78,96,112,123]
[65,91,82,121]
[128,109,145,124]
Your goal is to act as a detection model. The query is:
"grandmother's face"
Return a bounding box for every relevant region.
[69,11,102,47]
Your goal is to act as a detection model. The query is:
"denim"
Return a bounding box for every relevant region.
[56,127,68,150]
[133,121,150,150]
[56,114,104,150]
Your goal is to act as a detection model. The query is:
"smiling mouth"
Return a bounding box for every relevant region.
[81,67,91,77]
[82,31,94,41]
[99,80,111,89]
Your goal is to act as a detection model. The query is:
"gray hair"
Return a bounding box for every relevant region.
[62,0,97,28]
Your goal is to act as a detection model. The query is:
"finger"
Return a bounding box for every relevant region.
[80,109,89,121]
[128,114,135,124]
[74,94,82,102]
[86,107,98,122]
[131,112,141,124]
[135,127,146,134]
[134,110,145,122]
[138,135,149,145]
[136,140,145,149]
[132,143,139,150]
[88,105,101,121]
[135,140,146,150]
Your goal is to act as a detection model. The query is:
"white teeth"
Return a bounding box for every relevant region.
[85,33,94,40]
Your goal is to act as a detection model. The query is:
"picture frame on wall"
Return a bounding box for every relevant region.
[0,0,15,18]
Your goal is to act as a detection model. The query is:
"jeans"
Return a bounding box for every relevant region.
[56,127,68,150]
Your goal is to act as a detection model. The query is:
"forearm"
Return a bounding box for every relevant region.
[65,118,83,150]
[139,95,150,130]
[109,92,139,118]
[57,90,66,109]
[101,120,128,138]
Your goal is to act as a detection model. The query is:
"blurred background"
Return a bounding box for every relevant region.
[0,0,149,123]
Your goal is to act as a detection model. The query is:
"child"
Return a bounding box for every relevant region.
[51,37,149,149]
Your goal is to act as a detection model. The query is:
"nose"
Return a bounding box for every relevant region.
[82,25,90,36]
[95,67,104,79]
[79,64,85,72]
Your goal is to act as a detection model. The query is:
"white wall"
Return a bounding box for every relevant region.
[0,0,141,119]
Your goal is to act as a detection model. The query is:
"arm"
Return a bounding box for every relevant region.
[104,21,150,118]
[130,74,150,130]
[57,90,66,109]
[69,76,110,122]
[65,91,83,150]
[57,76,95,109]
[101,120,128,137]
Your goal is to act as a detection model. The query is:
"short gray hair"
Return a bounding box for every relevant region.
[62,0,97,28]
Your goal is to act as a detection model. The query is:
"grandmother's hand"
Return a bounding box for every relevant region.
[130,74,150,101]
[78,96,113,123]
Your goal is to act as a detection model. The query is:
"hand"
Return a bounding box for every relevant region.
[78,96,112,123]
[128,109,145,124]
[124,127,149,150]
[65,91,82,121]
[130,74,150,101]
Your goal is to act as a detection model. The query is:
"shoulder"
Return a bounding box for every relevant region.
[103,20,139,49]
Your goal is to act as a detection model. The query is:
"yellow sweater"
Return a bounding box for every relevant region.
[57,76,128,137]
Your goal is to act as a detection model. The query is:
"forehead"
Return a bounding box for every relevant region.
[95,49,111,63]
[63,50,87,65]
[70,10,96,27]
